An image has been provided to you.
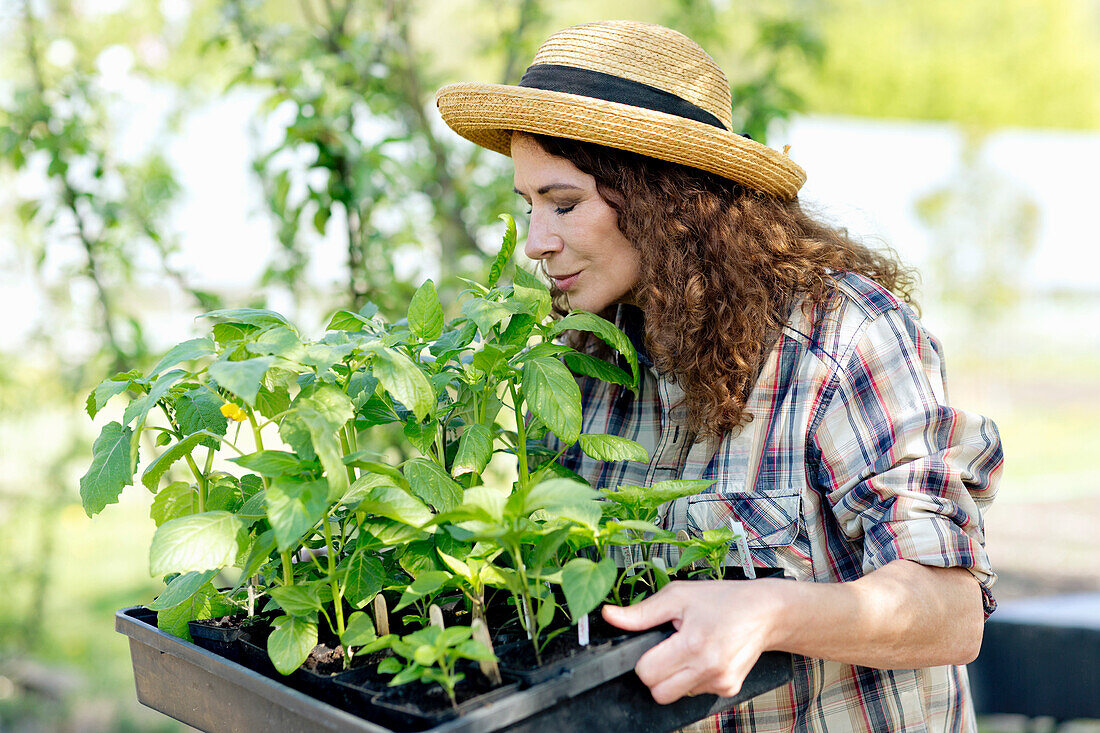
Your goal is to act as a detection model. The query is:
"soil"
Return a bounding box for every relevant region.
[192,615,239,629]
[300,645,387,677]
[496,614,632,672]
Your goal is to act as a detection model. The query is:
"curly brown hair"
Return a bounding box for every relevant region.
[524,133,918,440]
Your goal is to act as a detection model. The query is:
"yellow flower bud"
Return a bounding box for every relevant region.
[220,402,247,422]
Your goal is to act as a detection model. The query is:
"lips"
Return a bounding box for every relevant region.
[548,271,581,291]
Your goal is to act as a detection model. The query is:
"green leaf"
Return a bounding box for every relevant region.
[513,266,551,321]
[523,478,598,514]
[577,434,649,463]
[403,458,462,513]
[201,308,294,329]
[402,419,436,455]
[80,422,136,516]
[354,484,433,528]
[522,357,582,444]
[236,489,267,527]
[266,478,329,552]
[394,571,450,612]
[156,583,236,641]
[282,385,354,500]
[372,348,433,421]
[212,322,259,345]
[459,485,506,522]
[327,309,375,332]
[246,326,305,360]
[560,557,617,620]
[208,357,275,406]
[344,552,385,608]
[142,432,215,491]
[173,388,229,449]
[301,340,356,374]
[269,584,323,617]
[255,385,292,420]
[360,517,430,546]
[268,614,317,675]
[408,279,445,340]
[487,213,517,287]
[456,639,497,662]
[85,373,137,418]
[378,656,403,675]
[602,480,714,515]
[452,424,492,478]
[123,370,186,428]
[462,298,514,337]
[428,321,477,361]
[347,372,379,409]
[149,511,243,576]
[230,450,303,477]
[536,592,556,630]
[150,481,195,526]
[148,570,218,611]
[238,529,277,581]
[563,352,632,388]
[550,312,638,388]
[398,539,440,577]
[341,612,377,647]
[151,338,215,376]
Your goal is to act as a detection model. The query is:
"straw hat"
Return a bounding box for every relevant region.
[435,20,806,199]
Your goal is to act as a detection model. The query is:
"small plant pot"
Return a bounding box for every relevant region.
[370,677,521,731]
[332,658,399,717]
[496,615,626,686]
[188,616,246,662]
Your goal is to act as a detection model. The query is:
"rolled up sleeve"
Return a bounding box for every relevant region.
[812,307,1003,616]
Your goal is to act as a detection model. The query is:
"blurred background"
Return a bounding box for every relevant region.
[0,0,1097,731]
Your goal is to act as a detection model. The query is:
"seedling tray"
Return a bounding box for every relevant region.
[117,606,793,732]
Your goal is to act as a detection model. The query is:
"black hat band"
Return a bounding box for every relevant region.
[518,64,730,132]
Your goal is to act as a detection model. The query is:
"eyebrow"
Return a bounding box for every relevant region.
[513,183,584,197]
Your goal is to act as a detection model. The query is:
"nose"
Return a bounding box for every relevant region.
[523,207,563,261]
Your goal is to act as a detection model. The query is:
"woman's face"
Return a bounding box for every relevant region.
[511,134,640,314]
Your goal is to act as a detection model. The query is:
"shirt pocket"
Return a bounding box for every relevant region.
[685,491,801,549]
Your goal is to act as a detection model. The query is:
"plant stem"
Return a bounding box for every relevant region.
[183,453,206,512]
[323,511,347,653]
[281,551,294,586]
[434,421,447,469]
[339,427,356,483]
[508,383,528,488]
[246,407,271,490]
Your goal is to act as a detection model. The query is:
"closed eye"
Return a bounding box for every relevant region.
[555,204,576,215]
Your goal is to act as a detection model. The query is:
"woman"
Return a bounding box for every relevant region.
[436,20,1001,732]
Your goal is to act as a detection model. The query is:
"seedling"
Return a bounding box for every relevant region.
[377,626,497,710]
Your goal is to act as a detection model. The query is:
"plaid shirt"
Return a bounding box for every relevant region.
[549,272,1002,733]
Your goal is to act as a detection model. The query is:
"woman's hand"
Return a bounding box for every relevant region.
[602,579,787,704]
[602,559,984,705]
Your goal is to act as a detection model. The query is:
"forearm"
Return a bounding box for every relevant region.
[766,559,984,669]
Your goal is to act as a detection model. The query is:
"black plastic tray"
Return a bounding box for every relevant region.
[116,606,793,732]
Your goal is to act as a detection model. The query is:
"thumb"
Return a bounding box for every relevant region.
[602,587,682,631]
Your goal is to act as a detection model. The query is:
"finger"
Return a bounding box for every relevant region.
[647,667,701,706]
[601,586,683,631]
[634,631,695,688]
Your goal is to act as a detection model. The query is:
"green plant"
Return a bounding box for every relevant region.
[376,625,497,710]
[596,479,714,603]
[671,527,740,581]
[80,214,650,680]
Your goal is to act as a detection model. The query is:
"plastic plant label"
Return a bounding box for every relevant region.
[727,518,755,579]
[578,613,590,647]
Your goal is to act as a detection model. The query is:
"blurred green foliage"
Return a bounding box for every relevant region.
[798,0,1100,129]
